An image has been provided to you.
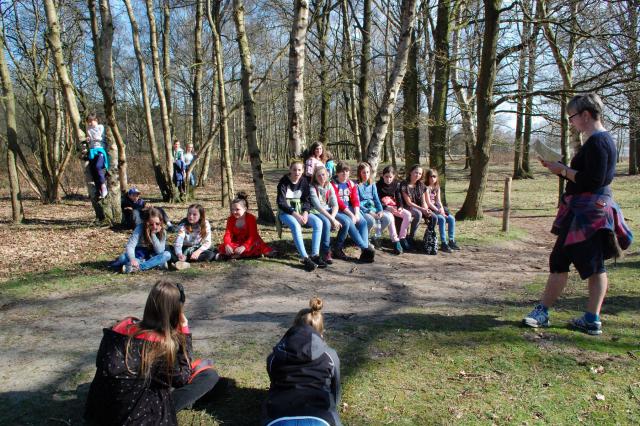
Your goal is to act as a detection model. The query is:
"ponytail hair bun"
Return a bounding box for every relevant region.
[231,191,249,210]
[293,296,325,335]
[309,297,323,312]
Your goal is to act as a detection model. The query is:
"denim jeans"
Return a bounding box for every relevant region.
[434,213,455,243]
[111,248,171,271]
[335,211,368,249]
[313,212,333,254]
[279,212,323,258]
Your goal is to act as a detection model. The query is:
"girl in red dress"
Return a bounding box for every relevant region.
[218,192,275,259]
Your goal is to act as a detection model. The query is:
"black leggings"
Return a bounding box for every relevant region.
[172,368,219,411]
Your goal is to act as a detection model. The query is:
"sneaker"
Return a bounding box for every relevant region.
[523,304,550,328]
[440,242,453,253]
[310,255,327,268]
[121,264,137,274]
[323,251,333,265]
[265,249,278,258]
[359,247,375,263]
[449,240,461,250]
[406,237,416,251]
[400,238,411,251]
[302,257,318,272]
[332,246,348,260]
[393,241,403,255]
[569,315,602,336]
[100,184,108,199]
[175,261,191,271]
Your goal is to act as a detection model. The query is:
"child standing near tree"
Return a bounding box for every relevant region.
[377,165,412,252]
[184,143,197,187]
[86,113,109,199]
[172,204,218,269]
[425,168,460,253]
[219,192,274,259]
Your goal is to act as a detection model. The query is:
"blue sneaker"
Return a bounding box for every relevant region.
[569,315,602,336]
[523,304,550,328]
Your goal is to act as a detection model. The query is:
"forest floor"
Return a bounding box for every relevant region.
[0,161,638,425]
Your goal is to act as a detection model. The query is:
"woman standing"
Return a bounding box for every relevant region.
[523,93,633,335]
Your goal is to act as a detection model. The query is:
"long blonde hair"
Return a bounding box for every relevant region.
[126,281,188,381]
[293,297,324,335]
[143,207,166,245]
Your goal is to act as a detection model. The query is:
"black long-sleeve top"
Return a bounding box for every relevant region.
[376,178,405,208]
[566,131,617,195]
[276,174,311,214]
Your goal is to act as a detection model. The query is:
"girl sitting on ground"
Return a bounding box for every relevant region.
[173,204,218,269]
[277,160,324,272]
[376,165,412,253]
[309,165,342,265]
[357,162,404,254]
[110,207,172,273]
[304,141,327,180]
[400,164,438,255]
[219,192,274,259]
[85,280,220,426]
[263,297,342,426]
[331,162,375,263]
[425,168,460,253]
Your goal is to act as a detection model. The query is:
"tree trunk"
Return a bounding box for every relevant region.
[206,0,234,201]
[233,0,276,223]
[123,0,172,200]
[366,0,418,175]
[625,0,639,175]
[456,0,501,221]
[403,29,419,170]
[358,0,372,160]
[0,32,25,222]
[145,0,176,200]
[287,0,310,158]
[191,0,204,161]
[316,0,330,145]
[162,0,173,135]
[428,0,451,203]
[44,0,110,221]
[450,7,476,171]
[341,0,360,150]
[512,46,526,179]
[522,3,540,179]
[88,0,127,199]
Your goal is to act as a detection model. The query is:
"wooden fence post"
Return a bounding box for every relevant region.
[502,176,512,232]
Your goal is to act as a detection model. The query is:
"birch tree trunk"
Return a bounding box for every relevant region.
[88,0,127,196]
[145,0,176,200]
[123,0,172,200]
[233,0,276,223]
[0,32,25,222]
[428,0,451,203]
[162,0,173,135]
[512,6,528,179]
[366,0,418,174]
[44,0,111,221]
[206,0,234,201]
[358,0,372,160]
[456,0,501,221]
[287,0,310,158]
[450,7,476,170]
